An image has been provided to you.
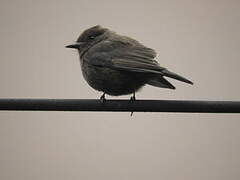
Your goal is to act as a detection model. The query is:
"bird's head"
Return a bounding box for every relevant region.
[66,25,108,54]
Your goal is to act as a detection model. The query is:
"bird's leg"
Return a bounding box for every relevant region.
[130,91,136,116]
[130,91,136,101]
[100,92,106,103]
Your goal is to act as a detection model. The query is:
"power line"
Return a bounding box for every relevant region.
[0,99,239,113]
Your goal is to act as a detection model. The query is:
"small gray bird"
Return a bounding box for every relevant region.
[66,25,193,101]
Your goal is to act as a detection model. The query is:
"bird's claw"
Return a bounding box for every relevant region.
[130,93,136,116]
[100,93,106,103]
[130,95,136,101]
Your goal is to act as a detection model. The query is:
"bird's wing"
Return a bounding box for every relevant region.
[84,39,161,69]
[84,40,193,84]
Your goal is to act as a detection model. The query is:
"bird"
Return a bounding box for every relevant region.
[66,25,193,102]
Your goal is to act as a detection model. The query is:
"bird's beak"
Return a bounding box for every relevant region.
[65,42,84,49]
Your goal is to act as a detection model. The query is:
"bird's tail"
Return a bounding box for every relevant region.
[147,70,193,89]
[161,69,193,85]
[147,76,176,89]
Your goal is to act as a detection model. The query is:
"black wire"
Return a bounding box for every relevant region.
[0,98,239,113]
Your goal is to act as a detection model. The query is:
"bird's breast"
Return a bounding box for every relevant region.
[80,61,148,96]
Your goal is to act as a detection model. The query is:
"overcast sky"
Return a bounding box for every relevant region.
[0,0,240,180]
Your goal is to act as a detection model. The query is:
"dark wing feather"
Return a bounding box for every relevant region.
[112,58,165,74]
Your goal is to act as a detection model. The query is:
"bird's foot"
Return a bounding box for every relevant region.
[130,93,136,116]
[130,95,136,101]
[100,93,106,103]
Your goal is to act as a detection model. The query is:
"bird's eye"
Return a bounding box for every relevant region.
[89,35,95,40]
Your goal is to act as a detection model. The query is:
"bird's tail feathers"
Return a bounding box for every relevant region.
[161,69,193,85]
[147,76,175,89]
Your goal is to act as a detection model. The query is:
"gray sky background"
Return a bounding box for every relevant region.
[0,0,240,180]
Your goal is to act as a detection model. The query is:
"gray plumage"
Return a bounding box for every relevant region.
[66,25,193,97]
